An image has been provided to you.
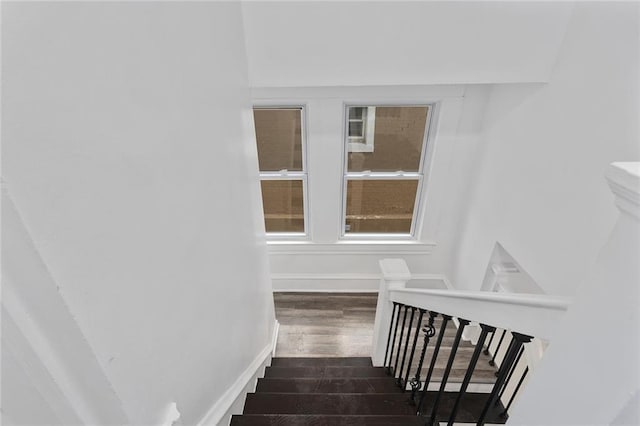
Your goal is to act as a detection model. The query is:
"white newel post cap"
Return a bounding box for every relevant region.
[379,258,411,284]
[606,162,640,220]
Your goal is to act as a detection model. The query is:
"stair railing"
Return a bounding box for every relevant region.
[372,259,571,425]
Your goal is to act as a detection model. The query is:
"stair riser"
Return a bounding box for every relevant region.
[264,367,388,378]
[243,393,416,416]
[230,415,424,425]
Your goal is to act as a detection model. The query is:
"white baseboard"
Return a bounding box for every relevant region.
[196,319,278,426]
[271,274,380,292]
[271,273,448,293]
[271,320,280,357]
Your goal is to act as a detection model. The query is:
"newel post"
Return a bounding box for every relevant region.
[372,258,411,366]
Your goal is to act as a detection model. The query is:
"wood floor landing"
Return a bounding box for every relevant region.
[274,293,378,358]
[273,292,499,384]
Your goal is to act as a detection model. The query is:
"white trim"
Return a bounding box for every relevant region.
[392,288,572,311]
[271,320,280,358]
[271,274,381,292]
[267,241,436,255]
[1,186,129,426]
[270,273,447,293]
[272,273,381,281]
[606,162,640,220]
[389,287,572,340]
[251,85,465,100]
[196,320,278,426]
[2,306,83,425]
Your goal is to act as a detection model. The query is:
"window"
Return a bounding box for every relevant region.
[347,106,376,153]
[253,107,307,236]
[342,105,431,236]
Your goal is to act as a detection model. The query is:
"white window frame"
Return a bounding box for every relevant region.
[347,106,376,153]
[341,103,434,240]
[253,104,310,240]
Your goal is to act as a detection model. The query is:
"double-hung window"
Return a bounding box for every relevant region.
[342,105,432,237]
[253,107,307,237]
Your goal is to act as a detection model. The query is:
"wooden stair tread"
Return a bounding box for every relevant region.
[264,366,388,378]
[256,378,400,393]
[418,391,507,424]
[242,392,506,424]
[243,393,416,415]
[230,414,424,425]
[271,357,373,367]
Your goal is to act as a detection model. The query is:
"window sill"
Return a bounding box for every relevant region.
[266,240,436,255]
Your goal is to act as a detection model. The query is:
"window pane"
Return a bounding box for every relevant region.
[345,179,419,234]
[348,121,364,137]
[261,180,304,233]
[349,107,365,119]
[254,108,303,171]
[347,106,428,172]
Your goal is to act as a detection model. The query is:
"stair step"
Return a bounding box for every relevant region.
[418,391,507,424]
[256,378,401,393]
[242,391,507,424]
[395,367,498,384]
[243,393,415,415]
[271,357,373,367]
[264,366,387,379]
[230,414,424,425]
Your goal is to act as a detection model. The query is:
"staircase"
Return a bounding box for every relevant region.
[231,354,507,425]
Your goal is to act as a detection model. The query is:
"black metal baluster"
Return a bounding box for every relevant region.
[501,367,529,418]
[477,332,533,425]
[447,324,495,426]
[489,329,507,366]
[386,303,403,375]
[403,309,424,393]
[495,346,525,404]
[428,319,470,426]
[383,303,399,369]
[483,328,496,355]
[393,305,409,379]
[397,306,416,388]
[417,314,451,415]
[494,335,514,377]
[409,311,437,405]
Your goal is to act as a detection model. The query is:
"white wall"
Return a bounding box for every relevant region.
[242,1,573,87]
[2,3,274,425]
[253,85,490,291]
[510,163,640,425]
[451,2,640,296]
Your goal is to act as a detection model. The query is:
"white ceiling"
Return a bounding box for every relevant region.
[241,1,574,87]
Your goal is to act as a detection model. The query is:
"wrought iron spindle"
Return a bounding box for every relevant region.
[397,307,416,387]
[386,303,403,375]
[383,303,399,369]
[393,305,409,379]
[496,346,525,403]
[428,319,470,426]
[501,367,529,418]
[483,328,496,355]
[416,314,451,415]
[409,311,437,405]
[477,332,533,425]
[447,324,495,426]
[403,308,424,393]
[489,329,507,366]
